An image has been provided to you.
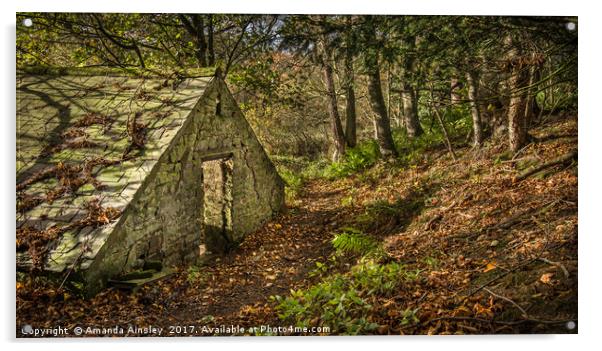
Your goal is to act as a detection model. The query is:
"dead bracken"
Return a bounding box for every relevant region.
[74,112,114,128]
[17,157,123,213]
[17,198,121,270]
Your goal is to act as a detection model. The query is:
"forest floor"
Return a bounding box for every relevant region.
[16,114,578,336]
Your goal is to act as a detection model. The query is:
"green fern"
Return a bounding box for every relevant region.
[324,141,380,179]
[332,228,377,255]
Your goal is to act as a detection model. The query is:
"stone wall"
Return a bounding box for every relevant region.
[83,77,284,295]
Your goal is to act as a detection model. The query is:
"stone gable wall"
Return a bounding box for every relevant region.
[83,78,284,295]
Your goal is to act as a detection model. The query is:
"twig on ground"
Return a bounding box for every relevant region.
[484,287,529,318]
[464,257,540,299]
[538,257,570,278]
[512,144,531,160]
[500,156,534,164]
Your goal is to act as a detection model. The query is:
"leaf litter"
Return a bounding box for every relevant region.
[16,114,577,335]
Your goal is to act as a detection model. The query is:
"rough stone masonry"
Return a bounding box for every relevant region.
[16,67,284,295]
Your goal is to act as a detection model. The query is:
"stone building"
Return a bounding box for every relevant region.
[16,67,284,295]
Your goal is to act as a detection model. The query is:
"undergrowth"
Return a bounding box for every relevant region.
[273,106,473,201]
[394,106,473,167]
[323,141,380,179]
[272,155,329,202]
[272,259,419,335]
[273,224,419,335]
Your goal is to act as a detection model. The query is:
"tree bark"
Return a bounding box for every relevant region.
[192,15,208,67]
[367,69,398,158]
[317,38,346,161]
[343,37,357,148]
[401,87,423,138]
[363,17,398,158]
[400,35,424,138]
[466,69,483,147]
[207,15,215,66]
[524,60,541,128]
[506,36,529,153]
[397,93,403,128]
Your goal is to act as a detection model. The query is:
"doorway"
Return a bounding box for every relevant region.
[201,155,233,254]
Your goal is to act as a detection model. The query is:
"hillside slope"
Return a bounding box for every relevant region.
[17,114,578,336]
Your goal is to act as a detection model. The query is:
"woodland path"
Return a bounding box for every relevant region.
[165,181,352,328]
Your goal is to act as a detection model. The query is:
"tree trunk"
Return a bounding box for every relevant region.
[207,15,215,66]
[400,36,423,138]
[466,69,483,147]
[367,69,398,158]
[397,93,403,128]
[179,14,208,67]
[192,15,208,67]
[386,64,392,124]
[524,61,541,128]
[318,38,346,161]
[506,36,529,153]
[363,18,398,158]
[343,41,357,148]
[401,87,423,138]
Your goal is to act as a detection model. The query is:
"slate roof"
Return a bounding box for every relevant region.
[16,68,214,271]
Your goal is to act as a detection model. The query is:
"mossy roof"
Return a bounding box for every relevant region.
[16,68,213,272]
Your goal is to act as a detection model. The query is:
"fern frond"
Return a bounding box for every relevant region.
[332,228,377,255]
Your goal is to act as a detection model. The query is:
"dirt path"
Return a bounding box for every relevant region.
[149,180,353,329]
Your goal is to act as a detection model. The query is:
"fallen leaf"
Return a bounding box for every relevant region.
[453,305,472,317]
[540,273,554,284]
[483,261,497,273]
